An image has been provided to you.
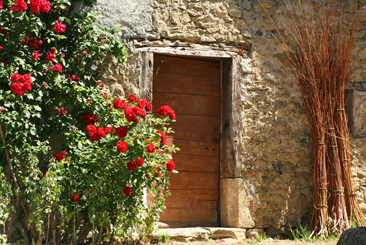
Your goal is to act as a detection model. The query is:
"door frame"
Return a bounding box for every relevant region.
[135,41,247,227]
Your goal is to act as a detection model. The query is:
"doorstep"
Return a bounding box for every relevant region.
[151,226,246,242]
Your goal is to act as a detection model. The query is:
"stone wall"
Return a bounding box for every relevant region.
[95,0,366,236]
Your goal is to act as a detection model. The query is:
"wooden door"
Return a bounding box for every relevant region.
[153,54,221,227]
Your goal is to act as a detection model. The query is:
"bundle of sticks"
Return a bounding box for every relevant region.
[264,0,366,236]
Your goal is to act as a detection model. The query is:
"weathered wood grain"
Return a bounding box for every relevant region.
[153,92,220,117]
[220,57,242,178]
[154,55,220,78]
[168,130,220,143]
[153,113,220,134]
[153,54,221,224]
[139,52,154,101]
[159,209,218,222]
[168,171,219,190]
[171,154,220,172]
[172,139,219,157]
[154,73,220,97]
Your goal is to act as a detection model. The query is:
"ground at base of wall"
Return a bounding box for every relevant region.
[154,238,338,245]
[150,228,338,245]
[165,239,338,245]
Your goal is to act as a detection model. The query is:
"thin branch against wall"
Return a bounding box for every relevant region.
[261,0,366,237]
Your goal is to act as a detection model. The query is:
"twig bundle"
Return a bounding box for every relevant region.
[262,0,366,236]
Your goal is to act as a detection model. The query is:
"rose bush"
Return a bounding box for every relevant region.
[0,0,178,244]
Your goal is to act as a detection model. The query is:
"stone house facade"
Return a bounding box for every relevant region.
[92,0,366,236]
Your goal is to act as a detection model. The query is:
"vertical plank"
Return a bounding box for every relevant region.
[220,57,242,178]
[139,52,154,101]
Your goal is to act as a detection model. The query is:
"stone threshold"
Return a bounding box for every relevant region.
[151,227,246,242]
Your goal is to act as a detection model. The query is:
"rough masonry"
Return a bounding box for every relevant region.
[94,0,366,237]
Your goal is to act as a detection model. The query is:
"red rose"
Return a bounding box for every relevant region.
[82,113,97,124]
[11,82,26,96]
[48,63,62,73]
[97,127,107,138]
[115,126,128,138]
[54,153,65,162]
[82,51,88,57]
[86,126,108,141]
[127,161,136,170]
[40,170,48,180]
[18,0,27,11]
[133,107,146,118]
[86,125,97,135]
[117,141,128,153]
[137,98,147,109]
[58,108,67,115]
[40,0,51,13]
[128,95,137,102]
[134,118,139,124]
[75,195,81,202]
[146,142,154,154]
[157,105,175,120]
[124,107,136,122]
[155,172,161,178]
[21,74,31,84]
[0,27,2,33]
[11,73,22,81]
[31,50,41,60]
[0,1,2,10]
[87,100,92,103]
[113,99,128,109]
[54,20,66,33]
[137,157,144,167]
[169,111,176,120]
[11,4,21,11]
[167,160,176,171]
[156,130,167,145]
[45,50,56,62]
[89,133,101,141]
[104,127,113,134]
[123,187,132,195]
[157,105,173,115]
[71,194,80,202]
[71,75,80,81]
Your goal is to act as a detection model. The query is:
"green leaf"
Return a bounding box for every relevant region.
[34,105,42,111]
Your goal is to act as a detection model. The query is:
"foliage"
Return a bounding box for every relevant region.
[255,232,268,242]
[289,224,311,241]
[0,0,178,244]
[154,233,171,244]
[289,224,340,242]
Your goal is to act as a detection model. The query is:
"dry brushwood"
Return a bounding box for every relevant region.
[260,0,366,237]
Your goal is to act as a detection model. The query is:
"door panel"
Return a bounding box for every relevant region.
[153,54,221,226]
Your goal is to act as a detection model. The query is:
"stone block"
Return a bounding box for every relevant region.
[246,229,264,239]
[153,228,210,242]
[220,178,255,228]
[205,227,246,239]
